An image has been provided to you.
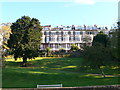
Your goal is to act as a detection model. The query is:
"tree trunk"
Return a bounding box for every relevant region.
[1,54,5,68]
[22,56,27,67]
[99,67,106,78]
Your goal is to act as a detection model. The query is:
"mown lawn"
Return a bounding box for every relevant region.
[2,57,120,88]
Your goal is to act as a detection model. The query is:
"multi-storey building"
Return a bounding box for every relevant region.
[0,23,109,52]
[41,25,109,52]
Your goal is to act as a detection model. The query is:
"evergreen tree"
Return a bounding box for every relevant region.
[8,16,42,66]
[110,22,120,61]
[81,45,113,78]
[92,31,109,47]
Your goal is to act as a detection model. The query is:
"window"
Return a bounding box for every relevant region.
[63,37,67,41]
[93,27,97,30]
[46,37,49,43]
[46,32,49,35]
[50,37,55,41]
[51,32,56,35]
[59,32,61,35]
[64,32,68,35]
[50,44,53,48]
[55,44,58,48]
[67,44,70,48]
[81,27,85,30]
[75,32,80,35]
[90,27,92,30]
[58,37,62,41]
[86,26,90,30]
[75,37,80,41]
[78,27,82,30]
[70,37,74,41]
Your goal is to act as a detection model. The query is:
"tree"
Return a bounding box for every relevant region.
[59,48,66,57]
[7,16,42,66]
[70,44,80,51]
[110,22,120,61]
[46,47,51,56]
[118,21,120,60]
[82,34,90,46]
[92,31,109,47]
[81,45,113,78]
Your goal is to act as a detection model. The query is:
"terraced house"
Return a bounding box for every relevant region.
[41,25,109,52]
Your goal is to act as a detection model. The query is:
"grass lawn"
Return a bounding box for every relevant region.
[2,57,120,88]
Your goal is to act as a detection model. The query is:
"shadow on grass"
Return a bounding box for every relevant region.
[5,57,120,75]
[5,61,22,67]
[2,66,119,88]
[3,57,120,88]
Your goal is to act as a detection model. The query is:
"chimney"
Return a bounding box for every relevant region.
[84,24,86,30]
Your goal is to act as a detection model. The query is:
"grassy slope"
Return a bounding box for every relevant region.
[2,57,120,88]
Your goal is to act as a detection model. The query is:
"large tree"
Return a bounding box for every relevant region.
[110,22,120,61]
[8,16,42,66]
[81,45,113,78]
[92,31,109,47]
[118,21,120,60]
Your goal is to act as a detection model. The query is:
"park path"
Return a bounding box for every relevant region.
[53,70,120,77]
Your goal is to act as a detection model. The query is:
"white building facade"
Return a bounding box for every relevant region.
[40,25,109,51]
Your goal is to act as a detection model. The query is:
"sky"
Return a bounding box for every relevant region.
[0,0,119,28]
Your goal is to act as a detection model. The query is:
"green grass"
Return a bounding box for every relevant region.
[2,57,120,88]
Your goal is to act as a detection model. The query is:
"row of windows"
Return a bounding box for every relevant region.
[43,27,98,30]
[44,37,92,42]
[49,44,71,48]
[44,31,96,35]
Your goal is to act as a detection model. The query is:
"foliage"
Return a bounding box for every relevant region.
[118,21,120,60]
[81,45,113,77]
[59,48,66,57]
[69,50,83,57]
[110,22,120,61]
[46,47,51,56]
[7,16,42,66]
[92,31,109,47]
[59,48,65,52]
[52,51,60,57]
[70,44,80,51]
[46,47,51,52]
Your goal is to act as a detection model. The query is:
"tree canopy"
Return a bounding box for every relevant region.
[81,45,113,77]
[110,22,120,60]
[92,31,109,47]
[8,16,42,66]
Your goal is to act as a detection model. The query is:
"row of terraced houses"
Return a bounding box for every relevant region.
[41,25,109,52]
